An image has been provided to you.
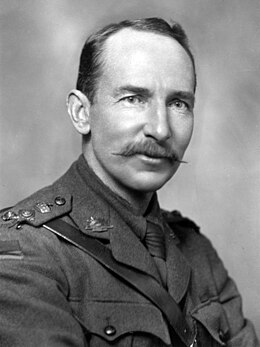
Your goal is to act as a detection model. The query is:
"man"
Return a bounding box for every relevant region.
[0,18,258,346]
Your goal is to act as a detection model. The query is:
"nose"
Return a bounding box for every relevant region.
[143,102,171,142]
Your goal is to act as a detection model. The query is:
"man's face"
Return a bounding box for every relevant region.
[84,28,195,200]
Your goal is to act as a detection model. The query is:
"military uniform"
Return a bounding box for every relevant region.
[0,155,258,346]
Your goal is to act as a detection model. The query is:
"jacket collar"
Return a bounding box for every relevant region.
[54,155,191,299]
[55,155,161,283]
[109,208,161,282]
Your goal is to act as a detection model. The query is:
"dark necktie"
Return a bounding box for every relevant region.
[144,220,166,260]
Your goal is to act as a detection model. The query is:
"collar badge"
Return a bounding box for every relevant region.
[85,216,113,232]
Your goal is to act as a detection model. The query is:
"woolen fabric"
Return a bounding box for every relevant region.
[0,155,259,346]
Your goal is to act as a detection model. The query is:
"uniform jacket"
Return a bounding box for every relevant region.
[0,155,259,347]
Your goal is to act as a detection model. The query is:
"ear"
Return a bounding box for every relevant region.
[67,89,91,135]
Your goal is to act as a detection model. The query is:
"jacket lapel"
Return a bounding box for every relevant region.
[67,191,161,283]
[165,224,191,303]
[54,158,165,285]
[68,184,191,294]
[109,208,162,283]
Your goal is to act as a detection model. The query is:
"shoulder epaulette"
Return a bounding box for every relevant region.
[162,209,200,233]
[0,186,72,229]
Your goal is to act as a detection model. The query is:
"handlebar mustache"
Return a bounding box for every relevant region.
[112,141,188,163]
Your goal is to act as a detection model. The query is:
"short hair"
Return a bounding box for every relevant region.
[76,17,196,103]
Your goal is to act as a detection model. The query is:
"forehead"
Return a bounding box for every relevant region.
[100,28,194,91]
[104,27,185,52]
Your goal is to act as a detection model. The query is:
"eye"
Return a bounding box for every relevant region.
[169,99,189,111]
[120,95,144,105]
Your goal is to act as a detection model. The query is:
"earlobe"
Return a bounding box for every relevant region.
[67,89,91,135]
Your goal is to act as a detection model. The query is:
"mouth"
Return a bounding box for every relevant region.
[137,153,168,164]
[113,152,187,164]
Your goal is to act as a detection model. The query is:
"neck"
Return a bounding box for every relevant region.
[122,190,153,215]
[94,172,154,214]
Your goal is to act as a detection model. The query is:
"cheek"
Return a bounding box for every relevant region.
[184,120,194,145]
[91,118,126,155]
[90,112,114,141]
[170,117,194,149]
[92,112,139,147]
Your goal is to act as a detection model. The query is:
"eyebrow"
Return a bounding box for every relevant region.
[114,85,152,97]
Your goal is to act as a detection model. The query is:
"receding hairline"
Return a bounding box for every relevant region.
[104,27,193,54]
[76,17,197,102]
[96,27,196,91]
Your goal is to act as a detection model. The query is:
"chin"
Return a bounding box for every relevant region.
[128,171,174,193]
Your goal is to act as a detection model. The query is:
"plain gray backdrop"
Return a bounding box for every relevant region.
[1,0,259,336]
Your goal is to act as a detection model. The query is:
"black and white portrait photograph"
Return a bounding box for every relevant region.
[0,1,259,346]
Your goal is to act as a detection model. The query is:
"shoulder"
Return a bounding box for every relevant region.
[0,184,75,275]
[162,209,213,253]
[0,184,72,230]
[161,209,218,255]
[161,209,212,256]
[0,186,74,302]
[161,209,200,235]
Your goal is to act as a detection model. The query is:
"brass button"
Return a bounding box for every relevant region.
[54,197,66,206]
[21,210,34,218]
[104,325,116,336]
